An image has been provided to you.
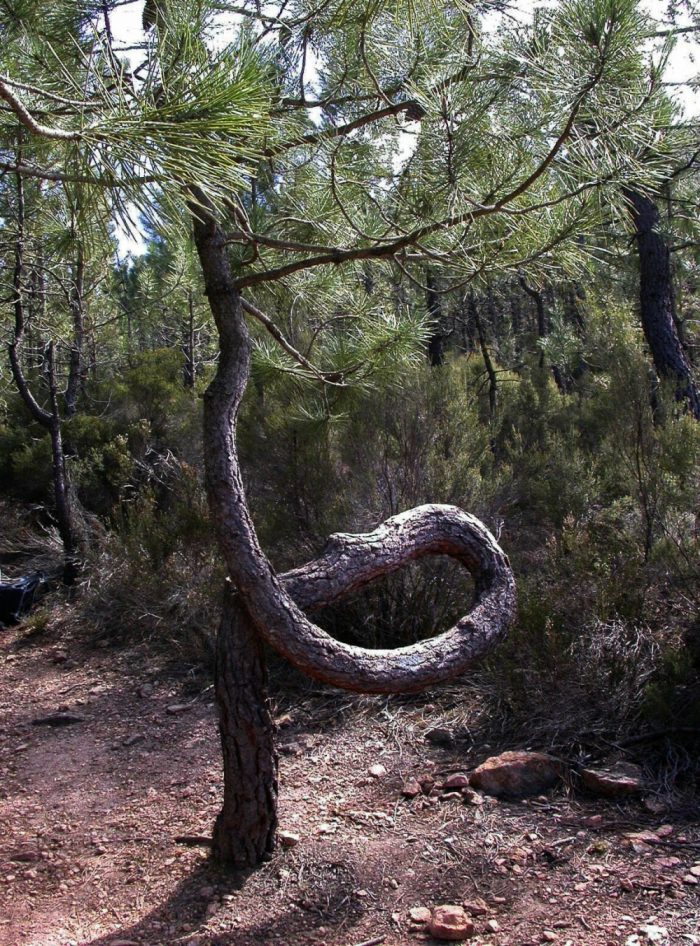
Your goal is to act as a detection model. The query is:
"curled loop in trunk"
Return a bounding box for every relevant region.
[245,504,516,695]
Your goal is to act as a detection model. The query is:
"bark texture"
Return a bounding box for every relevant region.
[212,590,278,867]
[627,188,700,419]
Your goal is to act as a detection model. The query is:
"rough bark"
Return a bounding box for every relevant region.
[627,188,700,419]
[212,590,278,867]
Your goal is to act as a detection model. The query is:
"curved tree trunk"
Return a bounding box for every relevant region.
[190,192,516,867]
[626,188,700,419]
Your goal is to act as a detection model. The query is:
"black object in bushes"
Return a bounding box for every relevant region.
[0,573,46,626]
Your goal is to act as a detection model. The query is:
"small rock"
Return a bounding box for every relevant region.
[440,791,463,803]
[682,874,698,886]
[401,779,422,799]
[637,924,669,943]
[278,831,300,849]
[443,772,470,790]
[409,907,432,924]
[486,919,500,933]
[32,713,85,727]
[138,683,154,697]
[425,727,455,747]
[279,742,302,756]
[620,878,634,892]
[51,650,68,664]
[689,864,700,877]
[542,933,558,943]
[417,774,436,795]
[122,734,145,747]
[580,762,644,797]
[11,851,40,863]
[429,905,474,941]
[469,751,563,798]
[642,796,667,814]
[369,764,387,779]
[461,787,484,805]
[199,885,215,898]
[462,788,485,806]
[462,898,489,917]
[274,713,293,728]
[166,703,192,715]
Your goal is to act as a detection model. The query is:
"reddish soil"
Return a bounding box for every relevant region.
[1,623,699,946]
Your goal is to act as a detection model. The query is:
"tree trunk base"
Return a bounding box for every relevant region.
[212,588,278,869]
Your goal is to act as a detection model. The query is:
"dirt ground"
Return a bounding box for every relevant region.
[1,621,699,946]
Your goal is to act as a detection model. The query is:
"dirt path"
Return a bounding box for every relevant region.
[1,624,698,946]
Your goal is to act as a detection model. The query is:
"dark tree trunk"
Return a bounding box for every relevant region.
[182,288,197,388]
[426,270,445,366]
[64,246,85,418]
[189,190,515,868]
[212,590,278,867]
[473,299,497,416]
[626,188,700,419]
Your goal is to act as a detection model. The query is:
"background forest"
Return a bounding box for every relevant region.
[2,0,700,795]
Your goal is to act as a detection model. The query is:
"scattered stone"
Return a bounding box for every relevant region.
[279,742,302,756]
[469,751,563,798]
[11,850,40,863]
[636,924,669,944]
[424,727,455,747]
[409,907,432,924]
[689,864,700,877]
[166,703,192,715]
[580,762,644,797]
[462,898,489,917]
[138,683,155,697]
[443,772,470,790]
[682,874,698,886]
[51,650,68,664]
[369,763,387,779]
[486,919,500,933]
[542,933,558,943]
[401,779,422,799]
[32,713,84,727]
[278,831,300,849]
[122,734,145,747]
[428,905,474,941]
[655,824,673,838]
[440,792,463,803]
[620,878,634,892]
[461,787,484,805]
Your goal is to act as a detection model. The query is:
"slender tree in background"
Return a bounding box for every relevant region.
[626,187,700,417]
[0,0,692,867]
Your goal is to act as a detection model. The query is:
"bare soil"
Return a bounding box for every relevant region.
[1,622,698,946]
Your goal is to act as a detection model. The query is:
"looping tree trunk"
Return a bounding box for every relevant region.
[190,191,516,866]
[275,504,515,693]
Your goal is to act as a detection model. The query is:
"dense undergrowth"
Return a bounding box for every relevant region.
[1,301,699,790]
